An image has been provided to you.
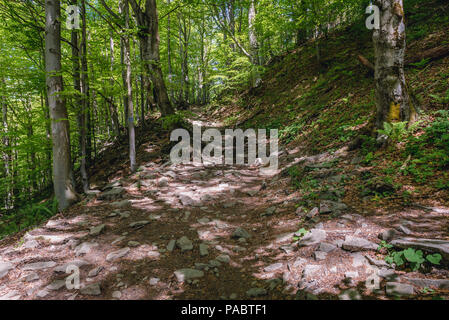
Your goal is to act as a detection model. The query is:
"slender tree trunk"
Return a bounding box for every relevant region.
[373,0,413,130]
[120,0,137,172]
[71,9,89,193]
[45,0,78,210]
[109,33,120,136]
[248,0,261,87]
[1,80,12,209]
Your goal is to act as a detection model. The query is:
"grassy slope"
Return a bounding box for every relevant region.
[215,0,449,211]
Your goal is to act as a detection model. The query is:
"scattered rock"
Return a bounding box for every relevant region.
[88,266,104,278]
[22,261,57,271]
[396,225,412,235]
[319,201,348,215]
[74,242,98,256]
[129,221,150,228]
[339,289,362,300]
[167,240,176,252]
[81,283,101,296]
[177,236,193,252]
[262,206,277,217]
[231,227,251,239]
[199,243,209,256]
[46,280,66,291]
[318,242,337,253]
[54,259,90,273]
[404,278,449,290]
[98,187,125,200]
[314,251,327,261]
[128,241,140,247]
[386,282,414,296]
[246,288,267,298]
[174,269,204,282]
[366,255,389,268]
[306,207,319,219]
[216,254,230,264]
[112,291,122,299]
[0,261,14,279]
[223,201,237,209]
[342,236,377,252]
[23,272,39,282]
[378,229,398,242]
[298,229,327,247]
[110,200,131,208]
[264,263,283,272]
[106,247,130,262]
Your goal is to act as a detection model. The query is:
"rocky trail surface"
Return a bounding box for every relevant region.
[0,113,448,300]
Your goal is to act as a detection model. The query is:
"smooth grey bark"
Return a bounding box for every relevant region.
[109,33,121,136]
[373,0,414,130]
[71,5,89,193]
[129,0,174,116]
[119,0,137,172]
[248,0,261,88]
[1,80,12,209]
[45,0,78,210]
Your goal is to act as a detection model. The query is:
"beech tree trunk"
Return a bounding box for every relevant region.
[45,0,78,210]
[120,0,137,172]
[130,0,174,116]
[373,0,414,130]
[248,0,261,88]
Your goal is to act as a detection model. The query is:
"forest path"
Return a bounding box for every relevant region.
[0,111,449,300]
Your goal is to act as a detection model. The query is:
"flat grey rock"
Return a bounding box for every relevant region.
[177,236,193,251]
[98,187,125,200]
[106,247,130,262]
[88,266,104,278]
[264,263,283,272]
[216,254,230,263]
[167,240,176,252]
[74,242,98,256]
[22,261,57,271]
[298,229,327,247]
[0,261,14,279]
[318,242,337,253]
[54,259,90,273]
[404,278,449,290]
[110,200,131,208]
[80,283,101,296]
[342,236,377,252]
[129,220,150,228]
[314,251,327,261]
[89,224,106,236]
[339,289,362,300]
[199,243,209,256]
[231,227,251,239]
[174,269,204,282]
[46,280,66,291]
[386,282,414,296]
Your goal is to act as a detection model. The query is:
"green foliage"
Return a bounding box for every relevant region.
[292,228,308,242]
[378,122,409,143]
[160,111,190,130]
[0,198,59,240]
[384,247,442,271]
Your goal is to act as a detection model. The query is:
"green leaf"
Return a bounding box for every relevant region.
[426,254,442,265]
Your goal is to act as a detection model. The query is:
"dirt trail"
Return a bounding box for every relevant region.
[0,112,448,300]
